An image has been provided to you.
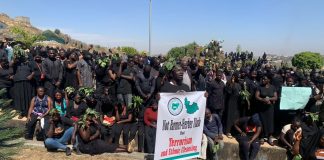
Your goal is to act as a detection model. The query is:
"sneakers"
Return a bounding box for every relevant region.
[127,139,136,153]
[65,147,72,156]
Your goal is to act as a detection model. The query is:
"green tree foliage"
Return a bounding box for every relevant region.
[0,89,23,159]
[292,52,324,70]
[9,26,45,49]
[54,29,61,35]
[118,46,139,55]
[167,42,201,59]
[42,30,65,44]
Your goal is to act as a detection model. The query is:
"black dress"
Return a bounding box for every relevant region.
[224,83,241,134]
[63,61,78,89]
[13,61,34,116]
[0,67,13,98]
[78,124,117,155]
[257,85,276,137]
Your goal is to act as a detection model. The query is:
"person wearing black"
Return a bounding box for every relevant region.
[116,58,134,107]
[0,39,8,60]
[31,53,45,88]
[63,93,88,127]
[135,65,156,105]
[113,101,133,146]
[224,73,241,138]
[72,112,128,155]
[42,48,63,97]
[246,70,260,115]
[13,55,35,119]
[0,58,13,98]
[160,64,190,93]
[206,70,225,118]
[255,75,278,146]
[63,52,78,89]
[234,114,262,160]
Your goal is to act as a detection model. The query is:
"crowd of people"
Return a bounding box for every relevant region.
[1,39,324,160]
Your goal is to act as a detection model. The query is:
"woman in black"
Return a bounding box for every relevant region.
[255,75,278,146]
[64,52,78,89]
[63,93,87,126]
[13,56,35,119]
[73,112,128,155]
[31,53,45,88]
[0,58,13,98]
[224,73,241,138]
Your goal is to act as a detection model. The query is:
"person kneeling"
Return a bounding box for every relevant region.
[234,114,262,160]
[44,108,74,156]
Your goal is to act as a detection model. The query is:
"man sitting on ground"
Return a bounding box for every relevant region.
[201,108,224,160]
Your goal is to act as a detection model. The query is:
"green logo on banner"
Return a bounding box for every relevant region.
[184,97,199,114]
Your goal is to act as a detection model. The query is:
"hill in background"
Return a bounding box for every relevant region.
[0,13,108,52]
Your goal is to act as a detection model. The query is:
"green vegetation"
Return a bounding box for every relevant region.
[117,46,139,55]
[292,51,324,70]
[166,42,202,59]
[0,89,23,159]
[42,30,65,44]
[9,26,45,48]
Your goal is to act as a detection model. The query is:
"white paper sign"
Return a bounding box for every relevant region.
[154,91,206,160]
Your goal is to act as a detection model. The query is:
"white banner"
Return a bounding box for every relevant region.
[154,91,206,160]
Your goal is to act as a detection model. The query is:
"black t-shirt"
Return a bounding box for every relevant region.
[44,120,66,139]
[238,115,262,137]
[13,61,33,82]
[0,68,13,88]
[117,68,133,94]
[160,81,190,93]
[257,85,276,98]
[66,101,88,118]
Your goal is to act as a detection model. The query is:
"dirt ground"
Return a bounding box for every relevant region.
[11,146,144,160]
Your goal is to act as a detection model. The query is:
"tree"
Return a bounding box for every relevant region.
[118,46,139,56]
[54,29,61,35]
[42,30,65,44]
[167,42,201,59]
[0,89,23,159]
[292,51,324,70]
[10,26,46,48]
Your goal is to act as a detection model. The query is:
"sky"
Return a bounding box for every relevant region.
[1,0,324,56]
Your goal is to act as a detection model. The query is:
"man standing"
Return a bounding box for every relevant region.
[42,48,63,96]
[135,65,156,105]
[181,59,193,91]
[206,70,225,118]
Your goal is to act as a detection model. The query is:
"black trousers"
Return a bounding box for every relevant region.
[237,136,260,160]
[145,125,156,154]
[113,123,131,145]
[25,114,48,139]
[129,122,145,152]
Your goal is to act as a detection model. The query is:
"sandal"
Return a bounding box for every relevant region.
[259,138,265,145]
[268,137,275,146]
[226,133,233,139]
